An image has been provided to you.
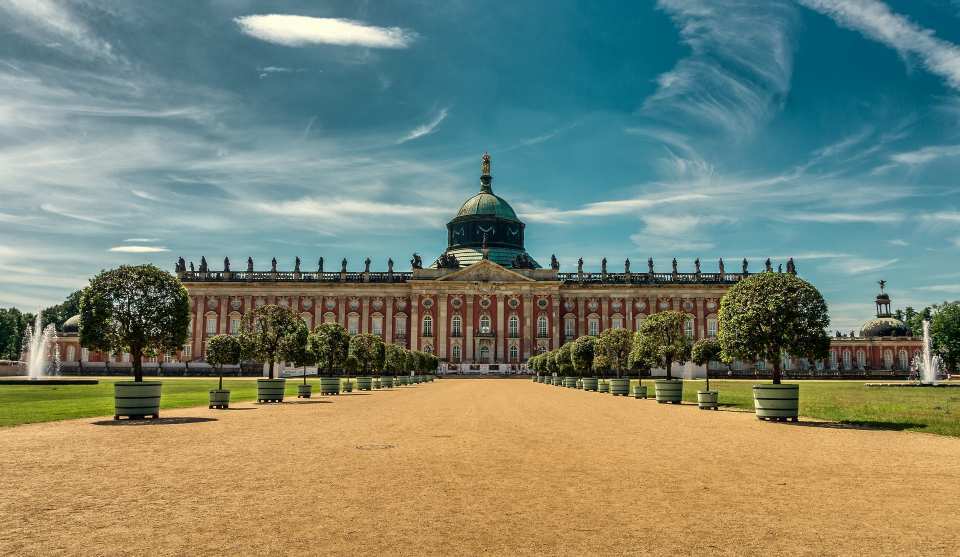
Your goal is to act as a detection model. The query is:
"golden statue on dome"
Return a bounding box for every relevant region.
[481,152,491,176]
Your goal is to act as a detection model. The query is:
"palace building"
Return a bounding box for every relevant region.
[60,152,924,378]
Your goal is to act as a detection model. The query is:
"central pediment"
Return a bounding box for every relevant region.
[436,259,535,283]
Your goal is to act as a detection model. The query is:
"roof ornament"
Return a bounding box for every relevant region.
[786,257,796,275]
[481,232,490,260]
[247,257,254,272]
[224,257,230,272]
[294,256,301,273]
[480,152,493,193]
[199,256,208,273]
[550,254,559,270]
[411,253,423,269]
[317,257,324,273]
[878,279,886,293]
[271,257,277,273]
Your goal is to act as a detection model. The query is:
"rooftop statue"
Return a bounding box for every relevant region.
[317,257,324,273]
[778,263,783,273]
[189,261,195,272]
[247,257,253,272]
[271,258,277,273]
[294,256,301,273]
[765,258,772,272]
[224,257,230,272]
[742,258,748,274]
[718,257,725,275]
[648,257,654,274]
[388,258,394,273]
[694,258,701,274]
[176,257,186,273]
[624,258,630,274]
[341,258,348,272]
[786,257,795,275]
[437,252,461,269]
[199,256,208,273]
[511,253,534,269]
[577,258,583,273]
[601,257,607,275]
[481,151,491,176]
[550,254,559,270]
[364,257,371,273]
[411,253,423,269]
[672,258,678,275]
[481,233,490,260]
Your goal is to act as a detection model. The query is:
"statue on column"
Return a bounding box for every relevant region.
[271,257,277,273]
[694,258,701,274]
[294,256,301,273]
[199,256,208,273]
[388,258,394,273]
[223,257,230,272]
[624,258,630,274]
[247,257,254,272]
[672,258,678,275]
[550,254,559,270]
[364,257,371,273]
[481,151,491,176]
[601,257,607,275]
[577,258,583,273]
[742,258,748,274]
[648,257,654,274]
[317,257,324,273]
[341,257,348,272]
[765,258,772,272]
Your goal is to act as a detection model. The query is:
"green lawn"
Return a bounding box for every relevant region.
[625,379,960,437]
[0,377,363,427]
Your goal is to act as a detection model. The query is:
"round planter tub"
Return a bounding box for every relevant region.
[341,378,353,393]
[356,377,373,391]
[319,376,341,395]
[297,383,313,399]
[257,378,286,403]
[697,390,718,410]
[654,379,683,404]
[609,378,630,396]
[380,376,394,388]
[581,377,599,391]
[753,383,799,421]
[550,376,561,386]
[562,376,577,388]
[597,380,609,393]
[208,388,230,409]
[633,385,648,399]
[114,381,162,419]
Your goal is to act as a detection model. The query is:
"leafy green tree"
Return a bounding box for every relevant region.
[907,306,933,338]
[238,304,305,379]
[349,333,385,376]
[79,265,190,382]
[630,310,692,380]
[545,350,558,374]
[596,329,634,378]
[556,342,574,376]
[383,343,406,376]
[344,355,360,375]
[206,334,241,391]
[0,308,33,361]
[307,323,349,377]
[280,321,311,383]
[404,349,417,376]
[592,352,611,375]
[571,336,597,376]
[41,290,83,331]
[691,338,723,392]
[718,273,830,384]
[931,302,960,372]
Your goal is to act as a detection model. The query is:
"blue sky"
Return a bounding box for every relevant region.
[0,0,959,331]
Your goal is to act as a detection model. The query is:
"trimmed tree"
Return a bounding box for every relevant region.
[592,352,611,376]
[383,343,406,376]
[571,336,597,377]
[238,304,305,379]
[206,334,241,391]
[691,337,722,392]
[79,265,190,382]
[596,328,634,378]
[280,321,311,384]
[404,349,417,376]
[349,333,385,376]
[344,355,360,375]
[307,323,349,377]
[718,273,830,384]
[630,310,692,380]
[931,302,960,373]
[556,342,574,376]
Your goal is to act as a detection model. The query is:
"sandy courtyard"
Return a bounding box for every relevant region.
[2,379,959,556]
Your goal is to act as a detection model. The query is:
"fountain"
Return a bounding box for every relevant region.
[867,319,955,388]
[0,310,97,385]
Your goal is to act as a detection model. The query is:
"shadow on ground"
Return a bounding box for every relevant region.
[91,417,218,426]
[774,420,927,432]
[290,399,333,404]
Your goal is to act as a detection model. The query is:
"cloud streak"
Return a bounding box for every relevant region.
[397,108,449,143]
[235,15,416,49]
[109,245,170,253]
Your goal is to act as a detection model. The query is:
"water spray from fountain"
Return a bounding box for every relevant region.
[21,311,60,380]
[913,319,942,385]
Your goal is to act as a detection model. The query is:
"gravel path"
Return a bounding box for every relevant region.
[2,379,959,556]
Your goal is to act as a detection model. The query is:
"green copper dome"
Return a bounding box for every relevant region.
[455,191,519,221]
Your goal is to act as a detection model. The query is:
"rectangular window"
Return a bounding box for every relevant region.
[611,317,623,329]
[184,345,192,360]
[564,319,575,337]
[230,318,240,335]
[707,319,717,337]
[684,318,694,338]
[348,316,359,335]
[372,317,383,337]
[395,318,406,336]
[205,316,217,335]
[588,319,599,336]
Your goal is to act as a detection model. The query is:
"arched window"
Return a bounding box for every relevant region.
[451,315,462,337]
[301,313,312,330]
[324,312,336,324]
[66,345,76,361]
[899,349,909,370]
[422,315,433,336]
[856,350,866,369]
[611,316,623,329]
[348,314,359,335]
[843,350,852,369]
[537,315,548,337]
[684,317,695,338]
[371,315,383,337]
[479,345,490,363]
[706,317,718,337]
[508,315,519,337]
[451,344,461,362]
[564,317,576,338]
[509,345,519,362]
[830,351,838,369]
[205,314,217,335]
[229,314,241,335]
[479,314,491,333]
[588,316,599,336]
[635,314,646,331]
[883,349,893,369]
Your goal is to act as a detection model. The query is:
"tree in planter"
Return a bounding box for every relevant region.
[596,329,633,378]
[383,343,406,376]
[206,334,241,391]
[307,323,349,377]
[349,333,385,376]
[571,336,597,377]
[718,273,830,384]
[630,310,691,380]
[691,337,723,392]
[238,304,306,379]
[556,342,574,376]
[280,322,311,384]
[79,265,190,382]
[592,352,611,376]
[404,349,417,377]
[344,355,360,375]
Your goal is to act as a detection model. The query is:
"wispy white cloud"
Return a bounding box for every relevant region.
[1,0,118,62]
[519,193,709,224]
[781,212,903,224]
[108,245,170,253]
[124,238,159,243]
[888,238,909,246]
[922,212,960,223]
[644,0,798,137]
[915,284,960,294]
[837,257,899,274]
[235,15,416,49]
[40,203,113,226]
[397,108,449,144]
[798,0,960,90]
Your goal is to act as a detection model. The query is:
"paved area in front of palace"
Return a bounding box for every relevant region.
[2,379,959,556]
